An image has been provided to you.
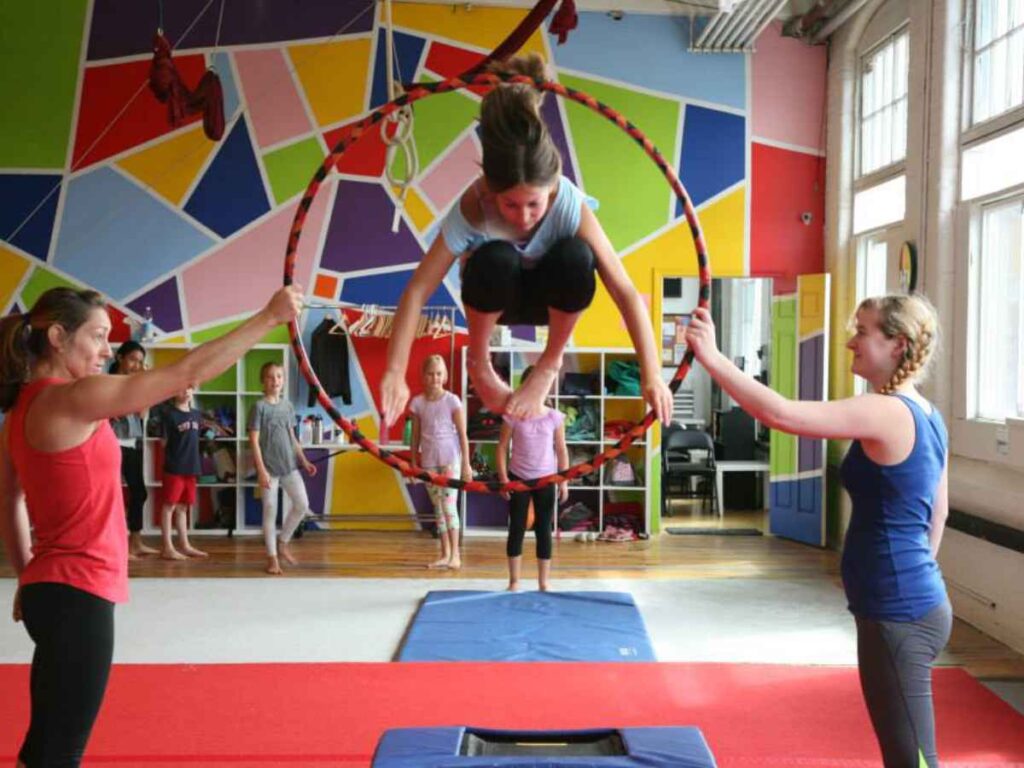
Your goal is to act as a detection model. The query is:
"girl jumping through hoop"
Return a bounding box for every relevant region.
[380,54,673,430]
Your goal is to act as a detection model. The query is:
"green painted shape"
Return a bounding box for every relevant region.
[199,365,236,394]
[559,74,679,252]
[191,319,289,345]
[770,298,797,478]
[389,82,478,181]
[0,2,88,167]
[21,267,79,309]
[649,450,661,534]
[263,138,326,205]
[244,348,286,392]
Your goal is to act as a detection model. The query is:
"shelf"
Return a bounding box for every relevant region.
[194,390,236,396]
[603,395,644,400]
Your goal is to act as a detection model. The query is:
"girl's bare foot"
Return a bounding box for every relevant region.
[130,534,159,556]
[427,558,449,569]
[161,548,188,561]
[539,582,552,592]
[128,551,140,562]
[506,581,520,592]
[506,364,559,420]
[266,556,283,575]
[467,356,512,413]
[447,558,462,570]
[181,546,208,558]
[278,538,297,565]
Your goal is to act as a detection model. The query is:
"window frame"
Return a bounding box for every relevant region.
[961,0,1024,133]
[856,24,911,183]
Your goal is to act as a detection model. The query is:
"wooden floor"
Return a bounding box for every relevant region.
[3,509,1022,680]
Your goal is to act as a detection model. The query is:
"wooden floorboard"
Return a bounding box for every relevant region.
[3,511,1022,680]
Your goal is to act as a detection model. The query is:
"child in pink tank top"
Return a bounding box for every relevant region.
[409,355,471,569]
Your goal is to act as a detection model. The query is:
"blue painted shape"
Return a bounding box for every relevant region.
[53,167,215,299]
[211,52,241,121]
[373,726,716,767]
[341,271,466,325]
[398,590,656,662]
[769,476,823,546]
[371,29,426,108]
[184,117,269,238]
[678,105,746,211]
[0,174,62,260]
[552,13,746,111]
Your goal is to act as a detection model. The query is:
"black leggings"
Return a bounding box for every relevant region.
[120,445,147,533]
[855,600,953,768]
[462,237,597,326]
[506,474,556,560]
[18,582,115,768]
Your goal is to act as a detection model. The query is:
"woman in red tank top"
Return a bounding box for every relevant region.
[0,284,302,768]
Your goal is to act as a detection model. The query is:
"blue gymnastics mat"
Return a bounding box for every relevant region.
[372,726,716,767]
[397,590,656,662]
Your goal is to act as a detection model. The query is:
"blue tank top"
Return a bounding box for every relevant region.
[839,394,948,621]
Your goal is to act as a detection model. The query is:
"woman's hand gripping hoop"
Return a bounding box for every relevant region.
[283,71,712,495]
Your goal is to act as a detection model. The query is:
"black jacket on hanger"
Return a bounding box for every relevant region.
[308,317,352,407]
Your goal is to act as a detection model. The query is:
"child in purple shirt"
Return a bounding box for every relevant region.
[409,355,471,569]
[497,366,569,591]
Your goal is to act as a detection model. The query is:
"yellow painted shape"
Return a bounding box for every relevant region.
[289,38,372,127]
[328,452,415,530]
[161,335,187,344]
[354,414,379,440]
[574,187,746,348]
[798,273,827,338]
[116,126,217,205]
[0,246,31,308]
[386,4,548,61]
[393,185,434,233]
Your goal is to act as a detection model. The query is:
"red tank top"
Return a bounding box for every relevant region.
[7,378,128,603]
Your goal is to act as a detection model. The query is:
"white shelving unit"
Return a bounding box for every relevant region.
[460,346,653,536]
[129,343,289,537]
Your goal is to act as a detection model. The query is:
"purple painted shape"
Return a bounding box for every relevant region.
[408,484,438,529]
[127,277,182,333]
[509,325,536,342]
[798,334,824,473]
[300,448,331,516]
[466,492,509,528]
[87,0,374,61]
[541,95,577,186]
[320,181,424,273]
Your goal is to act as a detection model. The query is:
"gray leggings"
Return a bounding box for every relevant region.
[855,600,953,768]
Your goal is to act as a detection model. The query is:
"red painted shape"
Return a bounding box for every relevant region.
[73,57,207,170]
[346,308,468,425]
[0,663,1020,765]
[750,142,825,295]
[105,305,131,343]
[322,120,389,178]
[424,42,491,97]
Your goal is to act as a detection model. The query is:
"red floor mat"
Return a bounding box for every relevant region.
[1,663,1021,766]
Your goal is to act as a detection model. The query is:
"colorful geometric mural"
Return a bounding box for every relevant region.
[1,4,826,525]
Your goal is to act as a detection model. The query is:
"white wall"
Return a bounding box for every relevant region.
[825,0,1024,653]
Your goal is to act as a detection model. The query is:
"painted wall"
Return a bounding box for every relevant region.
[0,2,826,524]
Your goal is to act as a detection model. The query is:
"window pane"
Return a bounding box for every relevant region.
[853,175,906,235]
[892,98,908,162]
[977,0,996,49]
[860,31,909,174]
[961,123,1024,200]
[973,0,1024,124]
[854,237,889,394]
[975,197,1024,420]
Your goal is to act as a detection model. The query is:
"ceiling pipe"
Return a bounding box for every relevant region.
[810,0,873,44]
[693,10,730,49]
[701,1,744,49]
[743,0,791,50]
[722,0,782,49]
[717,0,772,50]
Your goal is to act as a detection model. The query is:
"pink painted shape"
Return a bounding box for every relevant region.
[234,49,311,149]
[419,133,482,212]
[751,22,827,152]
[182,186,331,326]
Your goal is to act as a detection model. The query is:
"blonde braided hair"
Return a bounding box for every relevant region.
[855,294,940,395]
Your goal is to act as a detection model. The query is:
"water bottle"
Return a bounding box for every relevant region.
[312,416,323,445]
[299,417,313,445]
[141,306,156,342]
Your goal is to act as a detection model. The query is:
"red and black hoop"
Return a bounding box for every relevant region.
[284,71,711,494]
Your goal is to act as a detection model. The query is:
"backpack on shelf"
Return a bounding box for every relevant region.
[609,456,637,486]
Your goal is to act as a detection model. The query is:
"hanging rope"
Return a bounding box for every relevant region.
[380,0,419,233]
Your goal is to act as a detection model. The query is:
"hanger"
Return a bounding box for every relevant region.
[328,310,348,336]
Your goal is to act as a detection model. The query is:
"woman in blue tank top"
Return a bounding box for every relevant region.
[685,293,950,768]
[380,54,673,431]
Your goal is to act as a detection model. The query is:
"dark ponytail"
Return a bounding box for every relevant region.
[480,54,561,192]
[0,287,106,412]
[110,339,146,374]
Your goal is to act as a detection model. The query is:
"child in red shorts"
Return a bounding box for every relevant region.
[160,387,208,560]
